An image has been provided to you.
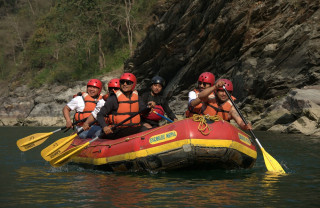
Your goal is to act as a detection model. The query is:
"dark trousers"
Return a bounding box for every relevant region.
[99,125,149,140]
[141,118,160,128]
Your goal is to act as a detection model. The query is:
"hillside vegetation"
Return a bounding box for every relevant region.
[0,0,161,88]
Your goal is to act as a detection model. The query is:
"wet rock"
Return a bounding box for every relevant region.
[255,86,320,135]
[286,116,318,135]
[267,124,288,133]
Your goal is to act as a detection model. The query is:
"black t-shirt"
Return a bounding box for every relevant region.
[140,91,177,124]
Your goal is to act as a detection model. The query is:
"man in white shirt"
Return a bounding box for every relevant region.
[186,72,215,117]
[63,79,103,139]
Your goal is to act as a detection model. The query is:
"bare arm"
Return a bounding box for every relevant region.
[63,105,73,128]
[197,86,215,101]
[190,97,203,107]
[229,106,252,130]
[82,114,95,130]
[198,80,225,101]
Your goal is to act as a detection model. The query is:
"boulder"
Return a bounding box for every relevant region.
[256,86,320,135]
[286,116,318,135]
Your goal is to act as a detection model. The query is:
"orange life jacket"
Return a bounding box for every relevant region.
[202,96,236,121]
[102,94,109,101]
[108,90,141,128]
[74,92,103,125]
[185,89,215,118]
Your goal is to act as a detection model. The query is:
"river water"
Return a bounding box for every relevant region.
[0,126,319,207]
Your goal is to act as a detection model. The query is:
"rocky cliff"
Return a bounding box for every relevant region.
[1,0,319,136]
[124,0,320,136]
[0,71,122,127]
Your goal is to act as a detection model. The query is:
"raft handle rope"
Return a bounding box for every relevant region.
[192,114,222,135]
[92,124,170,148]
[89,115,222,148]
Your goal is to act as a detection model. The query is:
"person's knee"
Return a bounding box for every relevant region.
[78,131,88,139]
[139,126,149,132]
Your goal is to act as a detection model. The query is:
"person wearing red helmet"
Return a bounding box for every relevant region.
[82,78,120,133]
[97,73,150,139]
[198,79,252,130]
[63,79,103,138]
[185,72,215,118]
[141,75,178,129]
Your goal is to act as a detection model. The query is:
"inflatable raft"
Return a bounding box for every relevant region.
[67,117,257,172]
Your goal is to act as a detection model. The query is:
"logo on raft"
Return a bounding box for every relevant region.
[238,133,251,145]
[149,131,177,145]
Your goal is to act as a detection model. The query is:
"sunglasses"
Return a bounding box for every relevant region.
[198,81,210,86]
[109,87,120,91]
[120,80,134,85]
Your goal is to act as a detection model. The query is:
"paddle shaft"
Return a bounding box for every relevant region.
[222,86,261,146]
[61,118,87,130]
[48,117,87,136]
[17,118,88,151]
[153,111,173,123]
[223,86,286,173]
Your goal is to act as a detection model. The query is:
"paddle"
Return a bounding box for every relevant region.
[41,120,96,161]
[223,86,286,174]
[41,128,84,161]
[16,119,86,152]
[49,108,148,167]
[153,111,174,123]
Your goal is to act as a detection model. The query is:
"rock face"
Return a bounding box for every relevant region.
[124,0,320,136]
[0,82,85,126]
[1,0,319,136]
[0,72,121,127]
[254,85,320,136]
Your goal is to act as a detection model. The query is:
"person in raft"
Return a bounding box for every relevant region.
[82,78,120,135]
[198,79,252,130]
[185,72,216,118]
[96,73,150,139]
[63,79,104,139]
[141,75,178,129]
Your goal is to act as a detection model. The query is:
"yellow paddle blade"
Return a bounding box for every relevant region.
[49,142,89,167]
[261,147,286,174]
[16,132,53,151]
[41,134,77,161]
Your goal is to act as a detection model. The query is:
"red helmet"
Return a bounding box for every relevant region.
[217,79,233,92]
[198,72,215,86]
[108,78,120,88]
[87,79,102,94]
[120,73,136,90]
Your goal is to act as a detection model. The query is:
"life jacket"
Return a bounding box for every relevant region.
[73,92,83,98]
[108,90,141,128]
[202,95,236,121]
[144,105,165,121]
[74,92,103,125]
[102,94,109,101]
[185,89,215,118]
